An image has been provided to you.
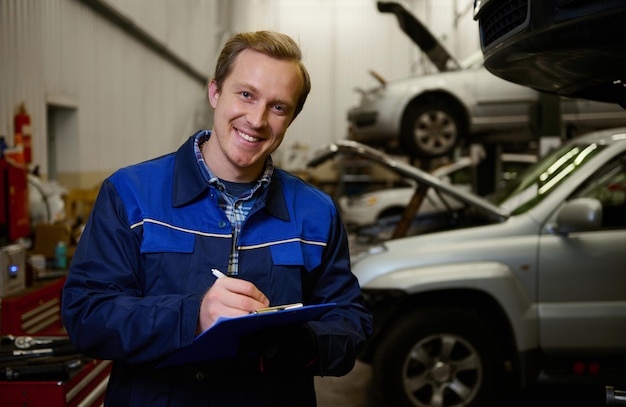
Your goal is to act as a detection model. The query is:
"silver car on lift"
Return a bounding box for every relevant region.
[347,2,626,158]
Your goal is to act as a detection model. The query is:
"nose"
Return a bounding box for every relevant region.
[247,103,268,129]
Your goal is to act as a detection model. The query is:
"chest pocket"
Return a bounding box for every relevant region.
[140,220,195,254]
[269,240,324,272]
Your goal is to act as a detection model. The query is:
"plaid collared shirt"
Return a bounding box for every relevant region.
[194,131,273,275]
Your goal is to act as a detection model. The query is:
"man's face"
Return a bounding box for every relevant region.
[207,49,304,181]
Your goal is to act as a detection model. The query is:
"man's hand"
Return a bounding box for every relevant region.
[196,276,269,334]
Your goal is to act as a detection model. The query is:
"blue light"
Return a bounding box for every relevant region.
[8,264,18,277]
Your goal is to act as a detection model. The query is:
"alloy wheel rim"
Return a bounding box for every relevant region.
[401,333,482,407]
[413,110,458,156]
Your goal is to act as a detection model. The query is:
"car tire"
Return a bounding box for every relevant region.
[372,307,503,407]
[401,96,466,159]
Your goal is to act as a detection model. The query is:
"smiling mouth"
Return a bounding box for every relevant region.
[237,129,261,142]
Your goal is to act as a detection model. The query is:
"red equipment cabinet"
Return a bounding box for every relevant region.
[0,277,66,336]
[0,277,112,406]
[0,359,112,407]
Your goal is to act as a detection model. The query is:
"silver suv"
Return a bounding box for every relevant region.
[310,128,626,407]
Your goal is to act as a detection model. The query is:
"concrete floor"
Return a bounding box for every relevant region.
[315,361,374,407]
[314,361,611,407]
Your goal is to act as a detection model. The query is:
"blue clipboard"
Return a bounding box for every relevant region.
[157,303,335,368]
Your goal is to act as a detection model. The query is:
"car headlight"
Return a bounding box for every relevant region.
[362,87,385,104]
[349,195,378,207]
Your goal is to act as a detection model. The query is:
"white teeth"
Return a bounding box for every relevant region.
[237,130,260,142]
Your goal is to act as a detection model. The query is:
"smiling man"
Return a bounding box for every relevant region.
[62,31,372,406]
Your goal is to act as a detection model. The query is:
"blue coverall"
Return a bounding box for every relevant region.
[62,133,373,406]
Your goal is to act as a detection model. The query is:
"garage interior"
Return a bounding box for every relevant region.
[1,0,626,406]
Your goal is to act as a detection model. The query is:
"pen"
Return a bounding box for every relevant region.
[252,303,303,314]
[211,268,227,279]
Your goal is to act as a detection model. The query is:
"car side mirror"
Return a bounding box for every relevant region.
[553,198,603,234]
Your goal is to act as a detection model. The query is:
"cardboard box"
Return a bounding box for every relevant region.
[30,223,75,263]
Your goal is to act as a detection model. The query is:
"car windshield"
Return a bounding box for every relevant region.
[491,142,605,214]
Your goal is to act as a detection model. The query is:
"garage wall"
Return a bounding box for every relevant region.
[0,0,479,188]
[0,0,218,188]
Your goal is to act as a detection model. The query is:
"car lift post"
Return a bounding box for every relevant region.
[474,143,500,197]
[535,92,563,156]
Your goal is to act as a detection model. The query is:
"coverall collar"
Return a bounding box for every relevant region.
[172,134,290,222]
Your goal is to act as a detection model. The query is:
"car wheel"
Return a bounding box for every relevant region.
[372,307,502,407]
[401,97,465,159]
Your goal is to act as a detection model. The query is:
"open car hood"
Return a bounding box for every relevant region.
[307,140,509,220]
[377,1,460,72]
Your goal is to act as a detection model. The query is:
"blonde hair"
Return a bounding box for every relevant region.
[213,31,311,121]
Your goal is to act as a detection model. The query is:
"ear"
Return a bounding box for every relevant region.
[208,80,220,108]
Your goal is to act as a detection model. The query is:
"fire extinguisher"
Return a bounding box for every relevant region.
[14,102,32,164]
